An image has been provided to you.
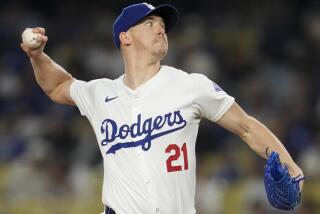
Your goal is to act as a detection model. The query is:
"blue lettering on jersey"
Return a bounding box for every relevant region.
[100,110,187,155]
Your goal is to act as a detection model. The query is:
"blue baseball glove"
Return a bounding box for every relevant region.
[264,150,304,210]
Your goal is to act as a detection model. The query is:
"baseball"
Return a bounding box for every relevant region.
[22,28,41,49]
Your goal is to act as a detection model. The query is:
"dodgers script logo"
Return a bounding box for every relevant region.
[100,110,187,155]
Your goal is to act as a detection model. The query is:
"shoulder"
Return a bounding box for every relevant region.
[161,65,208,82]
[86,78,114,86]
[159,66,216,96]
[70,78,118,98]
[72,78,115,89]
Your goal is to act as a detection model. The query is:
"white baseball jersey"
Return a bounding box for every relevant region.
[70,65,235,214]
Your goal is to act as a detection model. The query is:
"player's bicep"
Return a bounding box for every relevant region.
[216,102,253,137]
[49,78,75,106]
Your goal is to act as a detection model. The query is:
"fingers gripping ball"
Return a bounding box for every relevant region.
[22,28,41,49]
[264,151,304,210]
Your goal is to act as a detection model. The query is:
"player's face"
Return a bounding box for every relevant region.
[128,15,168,59]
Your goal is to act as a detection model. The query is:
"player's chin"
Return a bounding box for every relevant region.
[159,47,168,59]
[154,43,168,59]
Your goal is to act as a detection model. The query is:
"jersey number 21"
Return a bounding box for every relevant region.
[165,143,188,172]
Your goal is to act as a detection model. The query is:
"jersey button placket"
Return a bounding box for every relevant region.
[131,93,159,212]
[132,94,139,112]
[132,93,141,156]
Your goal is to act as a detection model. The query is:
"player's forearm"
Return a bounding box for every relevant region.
[30,53,73,99]
[241,117,302,176]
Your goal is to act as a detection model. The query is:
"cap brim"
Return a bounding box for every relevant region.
[148,4,179,33]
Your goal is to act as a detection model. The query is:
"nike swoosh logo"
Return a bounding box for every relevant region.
[105,96,118,103]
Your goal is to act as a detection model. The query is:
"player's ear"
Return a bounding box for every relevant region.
[119,32,131,47]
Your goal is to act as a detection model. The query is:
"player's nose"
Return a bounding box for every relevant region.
[156,23,165,36]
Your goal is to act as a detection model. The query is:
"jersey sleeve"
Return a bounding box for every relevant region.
[70,79,96,117]
[192,74,235,122]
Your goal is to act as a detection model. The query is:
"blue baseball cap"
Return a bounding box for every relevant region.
[113,2,179,49]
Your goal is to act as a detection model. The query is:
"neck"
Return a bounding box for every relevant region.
[123,51,161,90]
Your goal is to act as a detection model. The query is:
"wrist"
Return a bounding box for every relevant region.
[288,164,303,177]
[29,52,48,63]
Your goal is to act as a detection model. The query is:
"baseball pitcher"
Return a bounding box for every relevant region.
[20,2,304,214]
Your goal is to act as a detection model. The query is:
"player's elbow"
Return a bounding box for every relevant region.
[46,79,75,105]
[238,115,257,140]
[46,89,61,104]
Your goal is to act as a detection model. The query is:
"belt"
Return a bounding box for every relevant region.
[105,206,116,214]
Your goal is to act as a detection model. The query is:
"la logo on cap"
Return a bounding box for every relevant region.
[143,2,155,9]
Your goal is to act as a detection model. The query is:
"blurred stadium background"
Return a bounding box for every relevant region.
[1,0,320,213]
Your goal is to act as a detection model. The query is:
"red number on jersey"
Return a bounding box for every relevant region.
[181,143,188,170]
[165,143,188,172]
